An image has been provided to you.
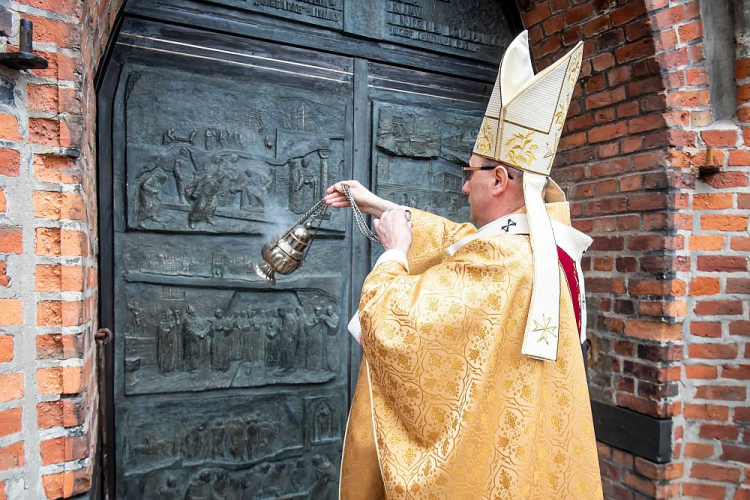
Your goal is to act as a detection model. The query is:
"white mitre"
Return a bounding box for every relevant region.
[474,31,584,362]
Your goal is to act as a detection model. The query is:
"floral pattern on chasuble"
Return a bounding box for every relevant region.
[340,208,602,500]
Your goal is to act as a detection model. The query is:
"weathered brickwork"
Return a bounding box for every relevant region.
[0,0,122,498]
[520,0,749,498]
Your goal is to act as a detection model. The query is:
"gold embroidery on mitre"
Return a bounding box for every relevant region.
[475,120,494,155]
[568,50,583,88]
[553,96,568,128]
[504,131,538,168]
[532,314,558,344]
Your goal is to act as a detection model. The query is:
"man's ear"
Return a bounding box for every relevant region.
[492,166,510,196]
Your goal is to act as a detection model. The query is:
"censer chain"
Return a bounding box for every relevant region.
[342,184,380,244]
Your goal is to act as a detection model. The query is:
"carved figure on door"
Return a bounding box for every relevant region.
[137,168,167,224]
[186,170,221,228]
[277,307,298,374]
[320,305,340,371]
[210,308,232,372]
[157,308,182,373]
[182,305,209,372]
[309,454,337,499]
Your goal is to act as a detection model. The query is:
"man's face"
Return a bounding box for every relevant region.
[462,154,495,225]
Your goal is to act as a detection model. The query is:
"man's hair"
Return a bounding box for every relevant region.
[477,157,524,180]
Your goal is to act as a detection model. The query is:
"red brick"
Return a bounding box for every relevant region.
[583,16,611,37]
[585,87,626,110]
[27,84,59,113]
[542,14,565,36]
[686,364,718,381]
[40,436,89,466]
[0,335,11,363]
[700,423,740,441]
[537,36,562,58]
[724,365,750,380]
[721,444,750,464]
[25,15,80,50]
[697,256,748,273]
[624,319,682,341]
[683,482,726,499]
[563,3,594,25]
[33,191,85,221]
[678,20,702,43]
[728,278,750,294]
[0,299,22,326]
[702,129,739,147]
[0,226,22,255]
[730,320,750,336]
[629,192,667,211]
[695,385,747,401]
[689,343,738,359]
[704,171,749,189]
[732,237,750,251]
[0,442,25,471]
[0,373,22,402]
[592,53,615,72]
[521,3,551,27]
[685,404,729,421]
[691,322,722,337]
[589,122,628,143]
[685,442,715,458]
[689,278,720,296]
[0,113,20,142]
[43,467,93,499]
[0,149,20,177]
[628,113,665,133]
[33,154,81,184]
[694,194,733,210]
[17,0,82,17]
[29,118,61,147]
[615,38,653,64]
[0,408,21,439]
[611,2,647,26]
[730,150,750,166]
[701,214,748,231]
[36,333,83,360]
[735,407,750,423]
[694,300,744,316]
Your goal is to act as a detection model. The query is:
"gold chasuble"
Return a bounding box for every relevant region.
[339,206,602,499]
[340,29,602,499]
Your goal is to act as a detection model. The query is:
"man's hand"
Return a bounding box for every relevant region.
[373,209,412,254]
[324,180,398,217]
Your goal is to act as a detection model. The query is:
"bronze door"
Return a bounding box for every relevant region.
[107,22,355,498]
[99,12,495,499]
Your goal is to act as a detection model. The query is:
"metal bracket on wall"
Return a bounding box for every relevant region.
[0,18,48,70]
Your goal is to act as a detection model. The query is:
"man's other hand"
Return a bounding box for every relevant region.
[324,180,398,217]
[373,209,412,254]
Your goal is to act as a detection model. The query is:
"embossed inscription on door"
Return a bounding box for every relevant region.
[110,31,353,499]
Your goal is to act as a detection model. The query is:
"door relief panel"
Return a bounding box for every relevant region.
[111,27,354,498]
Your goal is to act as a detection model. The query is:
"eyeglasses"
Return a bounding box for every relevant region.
[461,164,517,181]
[461,166,496,181]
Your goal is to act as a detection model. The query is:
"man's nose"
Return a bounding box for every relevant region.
[461,180,470,195]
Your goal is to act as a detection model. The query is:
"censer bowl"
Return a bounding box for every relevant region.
[253,225,312,285]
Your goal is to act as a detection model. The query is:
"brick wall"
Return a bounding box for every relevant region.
[519,0,749,498]
[0,0,122,498]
